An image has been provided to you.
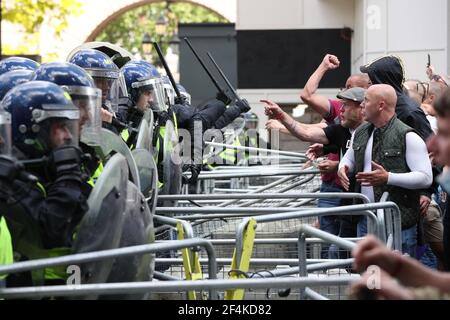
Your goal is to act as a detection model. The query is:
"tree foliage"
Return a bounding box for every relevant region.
[3,0,83,36]
[2,0,82,59]
[96,1,228,62]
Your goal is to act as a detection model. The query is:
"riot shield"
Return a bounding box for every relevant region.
[102,181,155,300]
[131,148,158,214]
[72,153,128,291]
[142,110,154,145]
[135,117,152,152]
[159,120,182,207]
[86,128,141,191]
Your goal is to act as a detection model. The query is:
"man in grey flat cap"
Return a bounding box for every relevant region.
[262,86,367,159]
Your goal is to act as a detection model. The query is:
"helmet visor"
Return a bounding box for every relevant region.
[164,84,175,107]
[0,111,12,155]
[46,118,79,149]
[93,76,120,113]
[67,87,102,144]
[134,78,167,112]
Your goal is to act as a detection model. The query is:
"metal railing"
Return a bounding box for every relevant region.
[0,239,218,300]
[297,224,357,299]
[0,277,355,300]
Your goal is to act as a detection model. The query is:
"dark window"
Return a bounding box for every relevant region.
[237,29,351,89]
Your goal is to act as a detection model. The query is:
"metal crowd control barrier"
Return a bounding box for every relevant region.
[297,224,356,300]
[223,206,374,300]
[198,168,320,180]
[376,192,401,250]
[218,201,400,300]
[153,215,202,300]
[0,277,355,300]
[234,201,400,264]
[158,192,371,207]
[0,239,218,300]
[204,141,309,160]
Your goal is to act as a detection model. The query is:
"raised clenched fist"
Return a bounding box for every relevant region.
[322,54,340,70]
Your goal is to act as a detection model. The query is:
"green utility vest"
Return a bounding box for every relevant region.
[0,217,13,280]
[352,116,420,229]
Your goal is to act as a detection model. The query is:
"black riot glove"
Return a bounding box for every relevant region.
[175,95,189,106]
[48,146,89,182]
[216,91,232,106]
[0,156,23,182]
[235,98,251,113]
[0,156,37,184]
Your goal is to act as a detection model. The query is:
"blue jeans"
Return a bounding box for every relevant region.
[318,181,342,259]
[402,224,418,258]
[357,217,368,237]
[318,181,342,208]
[418,245,438,269]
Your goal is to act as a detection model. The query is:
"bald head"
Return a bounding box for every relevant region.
[361,84,398,127]
[346,74,371,89]
[369,84,397,112]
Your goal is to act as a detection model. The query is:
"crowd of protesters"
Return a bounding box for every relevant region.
[263,54,450,299]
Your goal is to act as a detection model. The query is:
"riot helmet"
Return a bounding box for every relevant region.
[0,57,39,76]
[31,62,102,141]
[68,49,125,113]
[244,112,258,130]
[0,69,33,101]
[121,61,167,113]
[1,81,79,158]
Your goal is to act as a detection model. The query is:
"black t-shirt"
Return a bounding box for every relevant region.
[323,124,352,159]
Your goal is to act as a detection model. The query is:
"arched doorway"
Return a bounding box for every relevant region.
[41,0,236,61]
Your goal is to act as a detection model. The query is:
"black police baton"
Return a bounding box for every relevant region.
[183,37,231,105]
[152,41,182,100]
[206,51,242,103]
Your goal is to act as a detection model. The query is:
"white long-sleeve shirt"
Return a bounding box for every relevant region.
[339,131,433,203]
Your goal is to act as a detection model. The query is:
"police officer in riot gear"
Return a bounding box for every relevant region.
[68,49,127,135]
[30,62,103,180]
[242,111,269,165]
[120,61,167,146]
[1,81,90,284]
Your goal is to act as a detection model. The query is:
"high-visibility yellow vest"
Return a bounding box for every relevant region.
[0,217,13,280]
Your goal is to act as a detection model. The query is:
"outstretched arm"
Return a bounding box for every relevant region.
[262,99,329,144]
